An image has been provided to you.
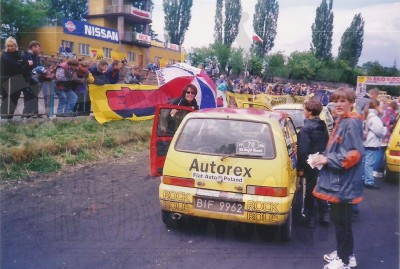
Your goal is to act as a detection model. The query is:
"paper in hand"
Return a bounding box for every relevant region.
[307,152,323,170]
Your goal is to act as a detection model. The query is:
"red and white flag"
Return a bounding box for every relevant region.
[252,33,263,43]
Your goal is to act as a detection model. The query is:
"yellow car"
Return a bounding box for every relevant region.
[272,103,334,134]
[154,107,298,241]
[385,117,400,179]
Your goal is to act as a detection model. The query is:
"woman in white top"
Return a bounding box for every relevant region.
[363,99,386,188]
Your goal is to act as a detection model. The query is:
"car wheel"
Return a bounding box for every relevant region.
[161,210,181,229]
[280,208,292,241]
[384,167,397,183]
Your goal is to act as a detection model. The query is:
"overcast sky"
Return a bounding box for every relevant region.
[151,0,400,67]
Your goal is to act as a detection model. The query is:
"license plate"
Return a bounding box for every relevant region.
[194,197,244,215]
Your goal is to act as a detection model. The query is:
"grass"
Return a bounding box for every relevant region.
[0,118,153,181]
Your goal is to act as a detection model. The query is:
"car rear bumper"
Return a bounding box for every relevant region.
[159,183,294,225]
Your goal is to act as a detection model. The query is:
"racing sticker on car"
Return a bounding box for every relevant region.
[236,140,265,156]
[192,171,244,184]
[189,159,251,184]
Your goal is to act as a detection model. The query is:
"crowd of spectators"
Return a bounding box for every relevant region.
[214,74,335,96]
[1,37,148,119]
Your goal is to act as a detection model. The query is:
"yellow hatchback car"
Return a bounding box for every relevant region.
[154,107,298,241]
[272,103,334,134]
[385,117,400,180]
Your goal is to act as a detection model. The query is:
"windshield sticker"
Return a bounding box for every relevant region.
[236,140,265,156]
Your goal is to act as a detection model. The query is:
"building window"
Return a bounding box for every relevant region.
[127,52,136,63]
[61,40,74,53]
[79,43,90,56]
[103,47,112,59]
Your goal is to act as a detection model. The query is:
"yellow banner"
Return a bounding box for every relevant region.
[89,84,168,124]
[111,51,124,61]
[90,48,104,60]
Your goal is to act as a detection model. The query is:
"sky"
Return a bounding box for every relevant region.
[151,0,400,67]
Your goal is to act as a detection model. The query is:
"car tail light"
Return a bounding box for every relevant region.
[163,176,195,187]
[389,150,400,156]
[247,185,288,197]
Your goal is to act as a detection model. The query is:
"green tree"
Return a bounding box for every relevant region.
[187,46,214,68]
[264,52,290,80]
[212,42,231,73]
[1,0,49,41]
[287,51,322,80]
[46,0,88,20]
[229,47,245,76]
[311,0,334,61]
[213,0,241,47]
[247,52,263,76]
[337,13,365,68]
[214,0,223,43]
[252,0,279,57]
[163,0,193,45]
[224,0,242,47]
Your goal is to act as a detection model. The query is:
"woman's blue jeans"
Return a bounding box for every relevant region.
[364,148,381,185]
[56,89,77,113]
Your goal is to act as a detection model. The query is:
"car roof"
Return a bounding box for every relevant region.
[189,107,287,122]
[272,103,304,110]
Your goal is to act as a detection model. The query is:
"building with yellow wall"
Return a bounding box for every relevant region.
[20,0,184,68]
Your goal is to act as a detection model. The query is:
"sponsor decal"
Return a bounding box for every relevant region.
[162,190,190,202]
[247,212,280,223]
[65,21,76,32]
[136,33,151,43]
[247,201,279,212]
[84,25,119,42]
[192,172,244,184]
[236,140,265,156]
[130,6,151,19]
[189,158,252,178]
[63,18,119,44]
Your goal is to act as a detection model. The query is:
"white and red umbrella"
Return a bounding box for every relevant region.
[156,63,217,109]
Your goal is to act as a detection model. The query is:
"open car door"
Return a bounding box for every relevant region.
[149,104,194,176]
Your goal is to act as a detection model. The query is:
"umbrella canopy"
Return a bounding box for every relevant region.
[156,63,217,109]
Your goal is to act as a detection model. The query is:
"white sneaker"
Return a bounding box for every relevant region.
[324,251,357,267]
[323,258,350,269]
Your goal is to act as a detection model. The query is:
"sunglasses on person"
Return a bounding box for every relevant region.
[186,91,196,95]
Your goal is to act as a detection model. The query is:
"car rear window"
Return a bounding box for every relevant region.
[175,118,276,158]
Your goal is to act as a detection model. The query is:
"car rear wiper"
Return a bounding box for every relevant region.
[220,153,262,161]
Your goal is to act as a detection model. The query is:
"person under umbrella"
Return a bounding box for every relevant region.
[169,84,199,117]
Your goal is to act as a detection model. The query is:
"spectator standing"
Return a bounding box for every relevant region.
[381,101,399,145]
[312,87,364,269]
[215,75,225,86]
[88,60,109,85]
[22,40,42,117]
[55,59,85,117]
[363,99,387,189]
[0,37,29,119]
[105,60,121,84]
[73,61,91,116]
[355,88,379,116]
[123,65,142,84]
[297,100,330,228]
[217,77,233,107]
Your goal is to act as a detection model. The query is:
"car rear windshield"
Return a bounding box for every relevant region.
[175,118,276,158]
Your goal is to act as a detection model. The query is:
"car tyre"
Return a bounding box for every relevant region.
[280,208,292,241]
